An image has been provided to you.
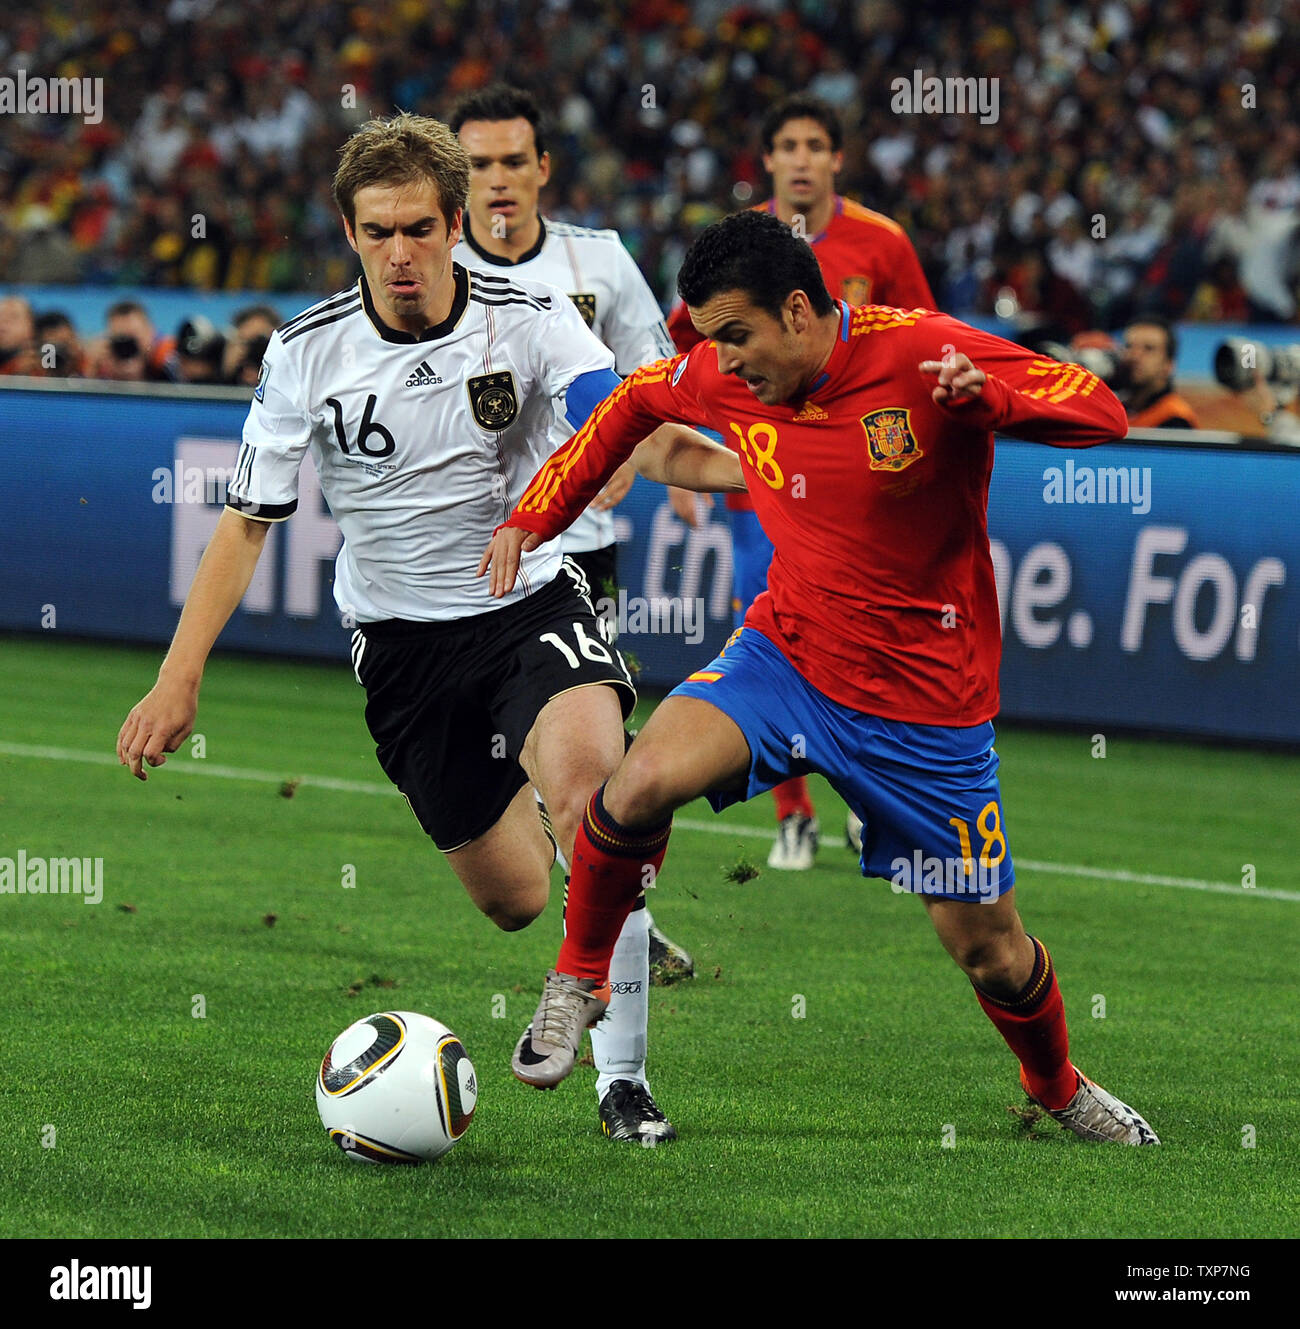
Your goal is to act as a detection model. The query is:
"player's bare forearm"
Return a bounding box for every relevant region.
[631,424,745,493]
[117,508,270,779]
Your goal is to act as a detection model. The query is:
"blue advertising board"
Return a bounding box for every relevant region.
[2,382,1298,742]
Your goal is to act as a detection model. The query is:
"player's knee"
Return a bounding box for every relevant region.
[482,895,544,932]
[545,786,599,860]
[606,746,679,827]
[949,930,1022,991]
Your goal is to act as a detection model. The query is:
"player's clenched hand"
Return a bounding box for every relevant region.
[477,524,542,598]
[592,460,636,511]
[919,353,986,406]
[116,677,199,781]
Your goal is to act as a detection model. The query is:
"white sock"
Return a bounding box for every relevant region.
[592,900,650,1100]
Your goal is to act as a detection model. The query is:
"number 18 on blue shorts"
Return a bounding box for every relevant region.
[668,627,1015,902]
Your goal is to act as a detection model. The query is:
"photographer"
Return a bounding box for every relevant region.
[0,296,41,376]
[174,315,227,384]
[34,311,86,377]
[1121,318,1199,429]
[221,304,280,387]
[1235,369,1300,445]
[87,302,177,382]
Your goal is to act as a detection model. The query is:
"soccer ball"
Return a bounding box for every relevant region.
[316,1010,477,1164]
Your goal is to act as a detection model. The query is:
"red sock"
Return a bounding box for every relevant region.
[972,935,1077,1110]
[772,776,814,822]
[555,785,671,982]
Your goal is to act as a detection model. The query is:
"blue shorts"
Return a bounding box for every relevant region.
[669,628,1015,901]
[729,508,775,627]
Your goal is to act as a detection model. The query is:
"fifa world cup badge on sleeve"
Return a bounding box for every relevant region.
[861,407,922,473]
[467,371,519,430]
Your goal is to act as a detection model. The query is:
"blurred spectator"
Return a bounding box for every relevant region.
[85,301,176,382]
[0,296,40,375]
[0,0,1297,341]
[1121,317,1199,428]
[174,315,227,384]
[33,311,85,377]
[1237,369,1300,445]
[222,304,281,387]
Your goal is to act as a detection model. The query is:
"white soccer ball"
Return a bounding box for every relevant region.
[316,1010,477,1164]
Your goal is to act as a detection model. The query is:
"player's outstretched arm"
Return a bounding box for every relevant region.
[916,317,1128,445]
[116,508,271,780]
[630,423,745,494]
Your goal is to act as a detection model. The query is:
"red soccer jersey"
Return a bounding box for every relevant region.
[511,305,1127,725]
[667,195,936,510]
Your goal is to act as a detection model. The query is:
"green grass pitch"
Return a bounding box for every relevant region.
[0,635,1296,1238]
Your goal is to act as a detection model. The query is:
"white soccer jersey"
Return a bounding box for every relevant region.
[225,264,615,623]
[455,217,674,553]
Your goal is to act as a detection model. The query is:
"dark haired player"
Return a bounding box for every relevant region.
[669,95,937,871]
[486,210,1159,1145]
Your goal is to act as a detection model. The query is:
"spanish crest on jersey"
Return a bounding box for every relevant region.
[861,407,923,472]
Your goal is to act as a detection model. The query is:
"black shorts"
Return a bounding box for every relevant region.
[352,562,636,851]
[564,544,618,601]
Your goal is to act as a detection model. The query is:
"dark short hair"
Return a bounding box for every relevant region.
[449,83,546,159]
[35,310,74,335]
[1127,315,1178,362]
[677,209,836,321]
[106,300,147,321]
[760,95,842,154]
[232,304,283,329]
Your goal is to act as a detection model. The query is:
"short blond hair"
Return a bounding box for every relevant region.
[333,112,469,231]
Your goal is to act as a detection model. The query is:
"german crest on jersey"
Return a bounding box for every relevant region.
[569,293,597,327]
[467,371,518,430]
[862,407,922,472]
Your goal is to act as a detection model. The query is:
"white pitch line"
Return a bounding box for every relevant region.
[3,739,1297,903]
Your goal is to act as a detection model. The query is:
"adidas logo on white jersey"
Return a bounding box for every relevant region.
[405,360,443,387]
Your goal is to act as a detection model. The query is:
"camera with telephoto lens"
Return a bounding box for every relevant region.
[109,334,142,361]
[1214,339,1300,392]
[177,316,226,366]
[1034,339,1128,390]
[239,333,269,375]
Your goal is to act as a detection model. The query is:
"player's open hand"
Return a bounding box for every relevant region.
[116,678,199,781]
[592,459,636,511]
[477,524,542,598]
[919,353,986,406]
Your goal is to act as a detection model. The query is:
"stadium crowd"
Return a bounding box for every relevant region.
[1,0,1298,382]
